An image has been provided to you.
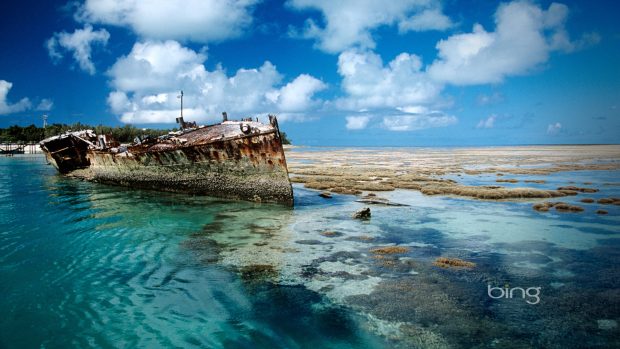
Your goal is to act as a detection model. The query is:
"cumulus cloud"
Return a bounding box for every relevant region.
[336,50,443,110]
[46,25,110,74]
[287,0,452,53]
[107,40,325,124]
[547,122,562,135]
[382,111,457,131]
[427,1,598,85]
[272,74,327,112]
[77,0,258,43]
[476,114,496,128]
[36,99,54,111]
[398,8,453,32]
[345,115,370,130]
[0,80,32,115]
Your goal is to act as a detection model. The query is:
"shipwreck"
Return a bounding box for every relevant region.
[39,111,294,205]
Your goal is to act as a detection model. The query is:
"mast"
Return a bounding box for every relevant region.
[176,90,185,130]
[179,90,183,119]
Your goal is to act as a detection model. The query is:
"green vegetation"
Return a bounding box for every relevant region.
[279,131,292,145]
[0,123,172,143]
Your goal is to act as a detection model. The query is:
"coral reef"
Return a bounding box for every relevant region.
[496,179,519,183]
[370,246,411,255]
[597,197,620,205]
[285,146,620,205]
[432,257,476,268]
[239,264,278,281]
[557,186,599,193]
[533,202,584,212]
[524,179,547,184]
[320,231,343,237]
[356,195,409,206]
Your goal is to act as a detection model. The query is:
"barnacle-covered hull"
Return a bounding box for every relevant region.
[40,118,294,205]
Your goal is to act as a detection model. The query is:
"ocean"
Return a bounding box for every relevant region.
[1,153,619,348]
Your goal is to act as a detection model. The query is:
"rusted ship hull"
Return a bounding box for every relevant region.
[87,130,292,204]
[40,118,293,205]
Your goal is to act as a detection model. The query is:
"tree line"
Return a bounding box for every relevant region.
[0,123,291,144]
[0,123,172,143]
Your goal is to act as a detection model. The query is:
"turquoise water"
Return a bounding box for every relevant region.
[1,155,619,348]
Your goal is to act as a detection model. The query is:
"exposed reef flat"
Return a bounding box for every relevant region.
[285,145,620,202]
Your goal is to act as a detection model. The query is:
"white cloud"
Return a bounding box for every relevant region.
[107,40,325,124]
[336,50,443,110]
[46,25,110,75]
[345,115,370,130]
[36,99,54,111]
[276,113,319,123]
[0,80,32,115]
[275,74,327,112]
[77,0,258,43]
[427,1,596,85]
[382,111,457,131]
[287,0,452,53]
[476,114,496,128]
[547,122,562,135]
[107,91,130,114]
[108,40,208,93]
[398,8,453,32]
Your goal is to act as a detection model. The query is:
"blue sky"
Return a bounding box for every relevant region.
[0,0,618,146]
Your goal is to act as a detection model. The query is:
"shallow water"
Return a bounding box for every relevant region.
[1,155,619,348]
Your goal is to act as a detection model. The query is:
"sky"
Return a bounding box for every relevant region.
[0,0,618,146]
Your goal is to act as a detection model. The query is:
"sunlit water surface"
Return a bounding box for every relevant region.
[1,155,619,348]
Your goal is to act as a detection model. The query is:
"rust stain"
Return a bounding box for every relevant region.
[40,117,293,205]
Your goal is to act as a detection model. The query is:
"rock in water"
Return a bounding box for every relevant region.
[319,192,332,198]
[353,207,371,220]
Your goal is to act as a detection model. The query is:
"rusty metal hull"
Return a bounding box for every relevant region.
[39,131,96,173]
[85,130,293,205]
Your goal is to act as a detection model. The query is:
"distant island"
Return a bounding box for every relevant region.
[0,123,291,144]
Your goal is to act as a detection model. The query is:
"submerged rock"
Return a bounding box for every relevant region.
[432,257,476,269]
[320,231,343,237]
[580,198,595,203]
[352,207,371,220]
[355,196,409,206]
[496,178,518,183]
[533,201,584,213]
[421,184,566,200]
[596,209,608,215]
[554,203,584,212]
[239,264,278,281]
[533,202,552,212]
[295,239,324,245]
[370,246,410,255]
[557,186,599,193]
[597,319,618,330]
[318,192,332,198]
[524,179,546,184]
[597,197,620,204]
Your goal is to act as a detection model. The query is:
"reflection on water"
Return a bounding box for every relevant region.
[1,155,619,348]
